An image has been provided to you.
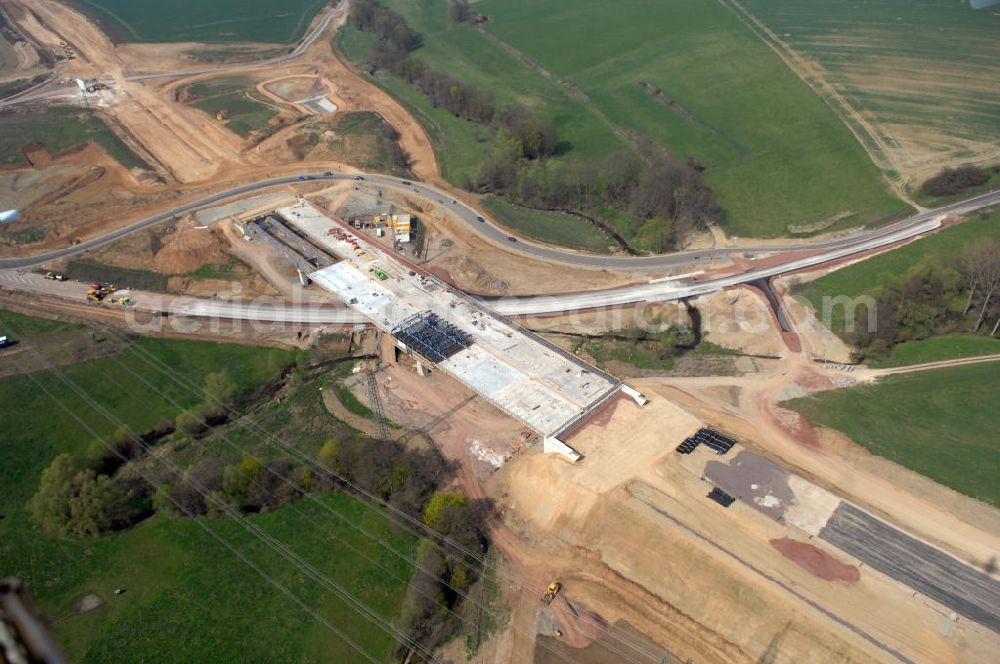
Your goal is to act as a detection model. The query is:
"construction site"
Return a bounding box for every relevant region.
[1,1,999,663]
[251,201,645,460]
[202,199,1000,664]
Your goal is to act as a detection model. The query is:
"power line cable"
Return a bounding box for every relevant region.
[94,346,590,664]
[0,322,443,664]
[108,326,665,663]
[8,344,380,664]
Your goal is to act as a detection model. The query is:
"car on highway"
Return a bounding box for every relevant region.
[401,180,412,186]
[476,216,485,223]
[354,175,364,181]
[507,236,518,243]
[324,171,333,177]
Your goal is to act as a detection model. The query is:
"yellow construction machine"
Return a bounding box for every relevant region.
[541,581,561,605]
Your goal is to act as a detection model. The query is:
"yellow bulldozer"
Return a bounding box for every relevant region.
[541,581,561,605]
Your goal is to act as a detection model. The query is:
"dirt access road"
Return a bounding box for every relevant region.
[7,0,243,182]
[6,0,438,185]
[865,353,1000,377]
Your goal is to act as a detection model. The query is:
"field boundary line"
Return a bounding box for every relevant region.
[715,0,917,208]
[474,26,636,151]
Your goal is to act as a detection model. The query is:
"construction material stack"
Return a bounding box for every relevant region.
[675,428,737,455]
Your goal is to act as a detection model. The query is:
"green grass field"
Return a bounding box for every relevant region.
[10,494,413,663]
[335,382,373,419]
[784,362,1000,505]
[797,210,1000,310]
[0,312,415,661]
[77,0,329,43]
[336,26,494,184]
[583,338,676,372]
[187,77,277,138]
[739,0,1000,188]
[0,108,150,169]
[482,196,614,254]
[332,111,414,177]
[349,0,905,238]
[871,335,1000,368]
[0,324,295,511]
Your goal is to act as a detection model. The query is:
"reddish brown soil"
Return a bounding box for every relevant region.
[426,266,454,283]
[735,282,803,353]
[768,406,821,449]
[23,144,53,167]
[769,538,860,583]
[563,392,627,440]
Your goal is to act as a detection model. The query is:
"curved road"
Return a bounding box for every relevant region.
[3,171,996,320]
[0,1,346,108]
[3,170,998,274]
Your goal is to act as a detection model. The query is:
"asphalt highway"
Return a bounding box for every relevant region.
[5,169,998,277]
[0,188,983,320]
[380,178,1000,272]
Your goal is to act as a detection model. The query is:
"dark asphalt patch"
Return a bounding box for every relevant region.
[820,502,1000,634]
[704,450,794,522]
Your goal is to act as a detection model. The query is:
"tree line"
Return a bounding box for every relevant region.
[28,361,489,658]
[352,0,557,162]
[349,0,719,250]
[849,237,1000,359]
[921,165,991,198]
[477,139,718,251]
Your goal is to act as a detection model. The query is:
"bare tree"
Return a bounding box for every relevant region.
[972,241,1000,332]
[961,243,996,315]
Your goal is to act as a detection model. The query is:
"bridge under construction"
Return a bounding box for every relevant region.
[276,201,647,460]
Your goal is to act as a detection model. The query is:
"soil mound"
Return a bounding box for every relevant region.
[154,225,228,273]
[770,537,860,583]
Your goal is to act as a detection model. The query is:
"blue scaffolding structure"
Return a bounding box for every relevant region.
[392,312,472,363]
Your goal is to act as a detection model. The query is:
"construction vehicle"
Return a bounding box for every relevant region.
[85,281,119,302]
[553,630,563,639]
[541,581,561,605]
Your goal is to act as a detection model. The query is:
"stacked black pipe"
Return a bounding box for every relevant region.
[674,427,737,455]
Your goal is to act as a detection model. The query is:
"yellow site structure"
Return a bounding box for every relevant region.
[371,213,412,243]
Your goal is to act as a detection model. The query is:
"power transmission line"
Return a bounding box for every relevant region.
[10,352,381,664]
[85,334,602,664]
[105,326,667,663]
[1,323,443,664]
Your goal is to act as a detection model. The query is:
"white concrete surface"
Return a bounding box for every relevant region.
[286,202,622,441]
